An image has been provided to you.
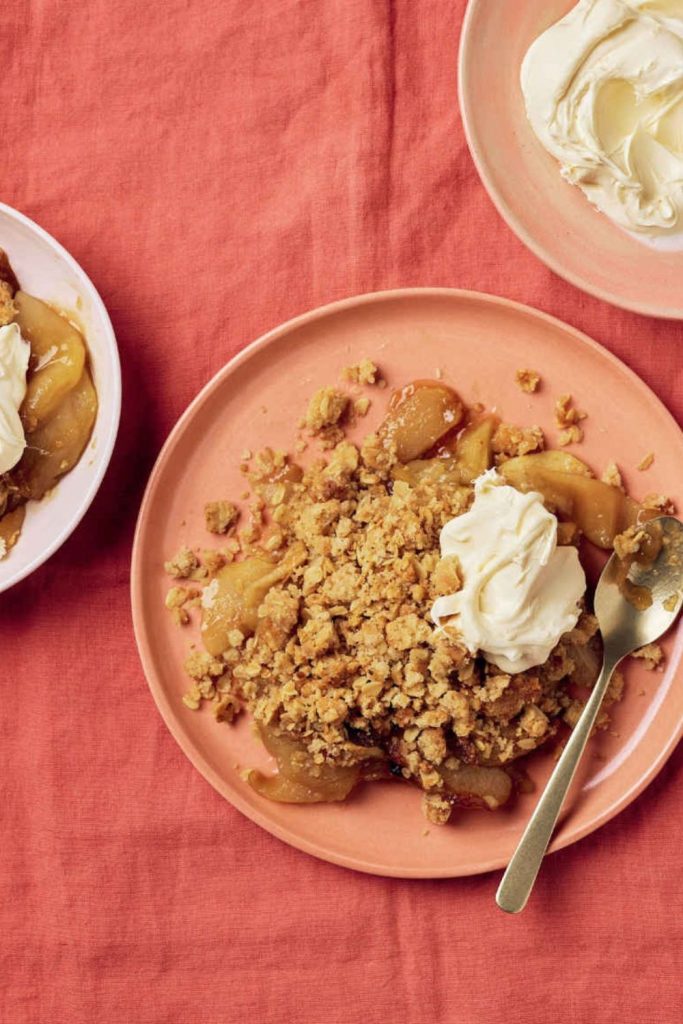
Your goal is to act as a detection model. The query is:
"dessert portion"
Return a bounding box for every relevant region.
[0,250,98,559]
[521,0,683,245]
[165,367,670,825]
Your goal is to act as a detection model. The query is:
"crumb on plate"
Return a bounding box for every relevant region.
[515,369,541,394]
[204,500,239,535]
[341,359,381,386]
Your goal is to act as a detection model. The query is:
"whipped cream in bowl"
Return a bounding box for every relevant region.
[431,470,587,674]
[0,323,30,475]
[521,0,683,246]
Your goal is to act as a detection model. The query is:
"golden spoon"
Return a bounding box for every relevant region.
[496,515,683,914]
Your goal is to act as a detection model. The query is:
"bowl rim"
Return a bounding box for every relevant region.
[0,201,122,592]
[457,0,683,321]
[131,286,683,877]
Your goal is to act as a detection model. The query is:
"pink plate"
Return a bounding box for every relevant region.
[131,289,683,877]
[459,1,683,319]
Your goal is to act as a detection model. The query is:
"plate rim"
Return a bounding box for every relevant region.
[0,201,122,592]
[131,286,683,878]
[457,0,683,321]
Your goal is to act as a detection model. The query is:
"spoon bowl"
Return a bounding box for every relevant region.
[595,516,683,655]
[496,516,683,913]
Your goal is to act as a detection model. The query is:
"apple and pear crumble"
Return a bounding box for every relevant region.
[0,249,97,558]
[165,365,669,825]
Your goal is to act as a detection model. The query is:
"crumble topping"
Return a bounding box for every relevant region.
[515,368,541,394]
[342,359,381,386]
[305,386,349,432]
[204,500,239,535]
[613,525,649,561]
[601,462,623,490]
[555,394,586,446]
[642,493,675,514]
[492,423,544,459]
[0,281,16,327]
[164,546,200,579]
[164,370,658,826]
[555,393,587,427]
[165,585,201,626]
[637,452,655,471]
[557,425,584,447]
[173,385,604,824]
[632,643,664,671]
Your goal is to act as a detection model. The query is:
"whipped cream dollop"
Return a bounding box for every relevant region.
[521,0,683,240]
[431,470,586,674]
[0,323,30,475]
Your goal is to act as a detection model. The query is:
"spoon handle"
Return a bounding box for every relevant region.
[496,653,620,913]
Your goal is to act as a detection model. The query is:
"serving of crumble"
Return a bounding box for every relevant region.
[0,248,97,559]
[164,370,670,825]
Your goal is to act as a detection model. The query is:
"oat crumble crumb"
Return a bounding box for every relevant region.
[613,525,648,560]
[637,452,655,471]
[492,423,544,459]
[204,500,239,535]
[305,387,349,433]
[632,643,664,671]
[0,281,16,327]
[341,359,381,386]
[202,549,227,574]
[164,547,199,579]
[555,393,587,428]
[642,493,675,514]
[601,462,623,490]
[422,792,452,825]
[515,369,541,394]
[557,425,584,447]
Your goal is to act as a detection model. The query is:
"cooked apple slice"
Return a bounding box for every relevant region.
[202,542,307,655]
[392,457,463,488]
[247,724,391,803]
[14,292,86,431]
[499,453,638,548]
[247,769,353,803]
[257,724,361,797]
[440,762,512,809]
[454,415,499,483]
[507,449,593,476]
[14,367,97,501]
[380,381,464,462]
[0,505,26,556]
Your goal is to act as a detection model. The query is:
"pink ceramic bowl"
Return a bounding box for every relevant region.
[459,0,683,319]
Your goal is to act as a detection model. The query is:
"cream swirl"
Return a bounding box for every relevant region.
[521,0,683,240]
[0,323,30,475]
[431,470,586,673]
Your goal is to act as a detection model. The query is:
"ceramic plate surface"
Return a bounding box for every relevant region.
[459,0,683,318]
[132,290,683,877]
[0,203,121,592]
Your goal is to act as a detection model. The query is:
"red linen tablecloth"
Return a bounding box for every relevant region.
[2,2,682,1021]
